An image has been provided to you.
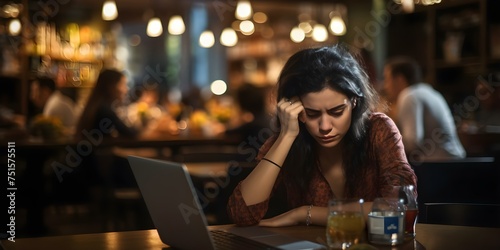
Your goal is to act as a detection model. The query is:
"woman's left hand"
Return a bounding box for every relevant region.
[258,207,304,227]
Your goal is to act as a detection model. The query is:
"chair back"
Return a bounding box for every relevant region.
[411,157,500,222]
[424,203,500,228]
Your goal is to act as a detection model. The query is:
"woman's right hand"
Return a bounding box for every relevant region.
[277,97,304,138]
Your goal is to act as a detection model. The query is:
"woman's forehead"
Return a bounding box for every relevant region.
[301,88,348,106]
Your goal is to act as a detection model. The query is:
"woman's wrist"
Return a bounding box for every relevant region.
[306,205,313,226]
[295,206,310,225]
[277,132,297,145]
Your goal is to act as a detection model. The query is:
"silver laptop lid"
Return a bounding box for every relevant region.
[127,155,216,250]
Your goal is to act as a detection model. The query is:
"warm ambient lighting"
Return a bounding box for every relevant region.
[168,15,185,35]
[102,0,118,21]
[298,22,313,37]
[401,0,415,13]
[290,27,305,43]
[312,24,328,42]
[253,12,267,24]
[235,0,253,20]
[147,18,163,37]
[210,80,227,95]
[8,19,21,36]
[220,28,238,47]
[239,20,255,35]
[329,16,346,36]
[199,30,215,48]
[394,0,442,13]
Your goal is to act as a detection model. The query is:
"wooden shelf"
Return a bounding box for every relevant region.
[387,0,500,112]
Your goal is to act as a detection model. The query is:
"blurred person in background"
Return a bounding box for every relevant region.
[74,69,139,140]
[30,76,77,132]
[72,69,142,195]
[225,83,273,148]
[383,56,466,162]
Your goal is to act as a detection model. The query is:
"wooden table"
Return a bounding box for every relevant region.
[185,162,230,177]
[2,223,500,250]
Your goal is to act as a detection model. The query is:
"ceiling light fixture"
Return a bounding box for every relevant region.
[235,0,253,20]
[168,15,185,35]
[199,30,215,48]
[147,17,163,37]
[220,28,238,47]
[8,19,21,36]
[102,0,118,21]
[394,0,441,13]
[329,16,346,36]
[312,24,328,42]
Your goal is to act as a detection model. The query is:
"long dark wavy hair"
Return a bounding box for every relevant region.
[275,45,380,205]
[74,69,125,140]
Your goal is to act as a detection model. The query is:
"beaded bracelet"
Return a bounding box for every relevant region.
[261,157,282,169]
[306,205,313,226]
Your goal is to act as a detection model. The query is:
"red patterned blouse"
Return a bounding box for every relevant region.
[227,112,417,226]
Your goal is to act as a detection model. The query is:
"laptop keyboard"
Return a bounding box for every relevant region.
[210,229,280,250]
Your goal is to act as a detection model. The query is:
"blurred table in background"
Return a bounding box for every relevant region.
[0,133,248,237]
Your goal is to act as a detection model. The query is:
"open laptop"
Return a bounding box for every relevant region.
[127,155,326,250]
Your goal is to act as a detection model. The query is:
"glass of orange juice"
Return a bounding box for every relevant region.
[326,199,366,249]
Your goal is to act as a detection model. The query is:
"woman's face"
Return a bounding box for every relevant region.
[299,87,353,148]
[116,76,129,102]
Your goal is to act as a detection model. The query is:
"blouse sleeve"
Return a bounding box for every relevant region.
[371,113,417,196]
[227,182,271,226]
[226,135,279,226]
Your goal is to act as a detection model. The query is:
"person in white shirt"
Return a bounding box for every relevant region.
[383,56,466,163]
[30,76,77,130]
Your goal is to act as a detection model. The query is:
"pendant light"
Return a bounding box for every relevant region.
[102,1,118,21]
[220,28,238,47]
[329,16,346,36]
[290,26,305,43]
[312,24,328,42]
[168,15,186,35]
[147,17,163,37]
[199,30,215,48]
[8,19,22,36]
[235,0,253,20]
[401,0,415,13]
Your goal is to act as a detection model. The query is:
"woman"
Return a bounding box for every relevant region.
[227,46,417,227]
[75,69,139,140]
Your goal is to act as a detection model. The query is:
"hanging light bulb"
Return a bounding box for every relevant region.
[199,30,215,48]
[8,19,22,36]
[220,28,238,47]
[210,80,228,95]
[147,17,163,37]
[102,0,118,21]
[168,15,185,35]
[239,20,255,35]
[312,24,328,42]
[401,0,415,13]
[235,0,253,20]
[290,26,305,43]
[329,16,346,36]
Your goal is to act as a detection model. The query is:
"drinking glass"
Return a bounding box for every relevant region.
[367,197,405,246]
[326,199,365,250]
[400,185,418,240]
